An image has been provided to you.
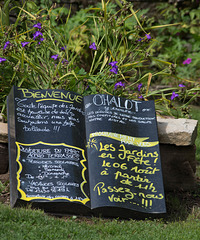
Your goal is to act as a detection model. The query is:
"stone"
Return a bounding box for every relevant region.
[0,123,9,174]
[157,117,198,146]
[0,123,8,143]
[160,144,196,191]
[0,143,9,174]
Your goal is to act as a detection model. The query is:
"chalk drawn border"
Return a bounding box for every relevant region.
[15,141,90,204]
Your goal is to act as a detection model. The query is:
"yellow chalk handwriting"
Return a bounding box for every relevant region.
[135,183,157,193]
[93,182,137,203]
[130,166,160,174]
[102,160,127,170]
[139,192,164,200]
[98,153,115,159]
[114,170,151,184]
[102,160,111,168]
[120,179,133,186]
[93,182,131,195]
[142,199,153,208]
[99,142,116,152]
[101,168,109,175]
[108,191,136,203]
[118,144,151,165]
[19,88,83,104]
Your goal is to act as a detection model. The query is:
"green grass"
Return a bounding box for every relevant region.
[0,202,200,240]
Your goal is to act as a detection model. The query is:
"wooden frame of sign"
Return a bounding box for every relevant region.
[7,86,166,219]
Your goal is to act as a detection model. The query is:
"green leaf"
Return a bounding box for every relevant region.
[106,79,115,84]
[78,68,87,75]
[90,85,96,93]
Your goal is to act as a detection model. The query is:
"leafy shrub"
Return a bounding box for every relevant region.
[143,2,200,85]
[0,0,199,118]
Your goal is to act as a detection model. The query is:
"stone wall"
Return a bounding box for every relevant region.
[0,122,8,174]
[157,117,198,191]
[0,116,198,191]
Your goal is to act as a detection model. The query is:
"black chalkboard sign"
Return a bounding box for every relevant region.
[7,86,166,218]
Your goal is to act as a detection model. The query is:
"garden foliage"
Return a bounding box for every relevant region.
[0,0,199,118]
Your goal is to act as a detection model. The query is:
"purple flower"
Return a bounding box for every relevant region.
[171,91,179,100]
[146,34,151,39]
[62,59,69,64]
[183,58,192,65]
[109,61,118,67]
[138,38,143,42]
[109,61,119,74]
[51,54,59,60]
[33,23,42,29]
[110,66,118,74]
[179,84,186,88]
[33,31,43,40]
[0,57,7,63]
[114,81,125,89]
[138,83,142,91]
[138,95,144,100]
[89,42,97,50]
[38,38,44,44]
[3,41,10,50]
[61,46,66,51]
[21,41,30,47]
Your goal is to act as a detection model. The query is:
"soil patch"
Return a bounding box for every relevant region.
[0,172,10,205]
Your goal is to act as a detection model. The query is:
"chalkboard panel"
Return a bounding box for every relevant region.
[12,87,85,146]
[7,86,90,213]
[15,142,88,203]
[84,94,166,215]
[7,87,166,218]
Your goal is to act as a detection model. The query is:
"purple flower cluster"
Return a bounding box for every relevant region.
[3,41,10,50]
[51,54,59,60]
[21,42,30,47]
[109,61,118,74]
[33,31,44,44]
[138,95,144,100]
[62,59,69,64]
[61,46,67,51]
[171,91,179,100]
[51,54,69,65]
[138,34,151,42]
[0,57,7,63]
[33,31,43,40]
[89,42,97,50]
[0,41,10,63]
[33,23,42,29]
[32,23,44,44]
[138,83,142,91]
[183,58,192,65]
[137,83,143,99]
[146,34,151,40]
[171,84,186,100]
[114,81,125,89]
[179,84,185,88]
[1,41,10,62]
